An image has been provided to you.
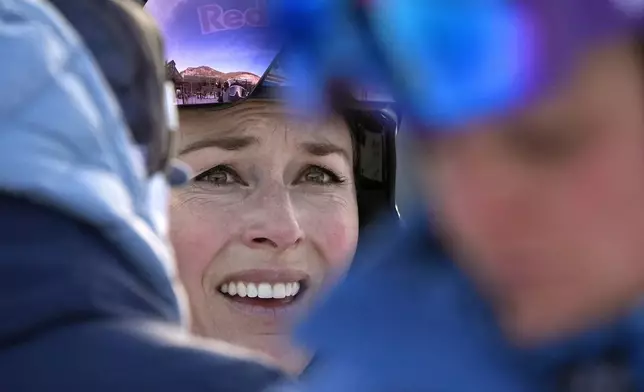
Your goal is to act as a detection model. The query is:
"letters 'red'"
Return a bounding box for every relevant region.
[199,0,267,34]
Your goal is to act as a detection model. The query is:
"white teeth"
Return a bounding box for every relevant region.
[219,281,302,299]
[273,283,286,299]
[237,282,247,298]
[247,283,258,298]
[258,283,272,299]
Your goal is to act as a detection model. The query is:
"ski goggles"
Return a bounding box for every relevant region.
[143,0,395,111]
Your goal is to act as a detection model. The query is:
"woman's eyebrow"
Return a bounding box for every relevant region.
[300,141,351,164]
[179,135,260,155]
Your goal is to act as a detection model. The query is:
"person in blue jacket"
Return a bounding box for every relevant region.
[0,0,286,390]
[268,0,644,391]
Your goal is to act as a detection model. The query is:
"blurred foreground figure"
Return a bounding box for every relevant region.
[271,0,644,391]
[0,0,284,390]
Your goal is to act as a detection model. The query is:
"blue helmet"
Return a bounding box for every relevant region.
[269,0,644,130]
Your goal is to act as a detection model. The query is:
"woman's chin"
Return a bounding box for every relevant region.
[193,304,311,373]
[214,328,309,374]
[260,341,311,375]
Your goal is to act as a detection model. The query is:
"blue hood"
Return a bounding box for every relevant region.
[0,0,186,341]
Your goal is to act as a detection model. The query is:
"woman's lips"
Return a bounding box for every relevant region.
[217,269,309,309]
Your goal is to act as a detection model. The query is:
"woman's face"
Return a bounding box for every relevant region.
[171,101,358,372]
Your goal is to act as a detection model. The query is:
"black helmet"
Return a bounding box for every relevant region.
[144,0,399,227]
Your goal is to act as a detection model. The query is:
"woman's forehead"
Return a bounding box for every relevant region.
[179,101,352,147]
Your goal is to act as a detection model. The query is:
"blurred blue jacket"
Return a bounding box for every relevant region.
[0,0,285,390]
[285,216,644,392]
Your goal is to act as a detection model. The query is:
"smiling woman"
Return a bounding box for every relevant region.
[144,0,398,374]
[171,101,359,372]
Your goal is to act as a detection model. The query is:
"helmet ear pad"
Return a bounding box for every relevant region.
[344,108,398,228]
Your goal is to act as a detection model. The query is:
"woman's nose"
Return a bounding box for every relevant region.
[241,195,305,251]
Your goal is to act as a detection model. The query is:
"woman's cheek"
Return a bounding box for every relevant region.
[169,199,229,299]
[302,205,359,271]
